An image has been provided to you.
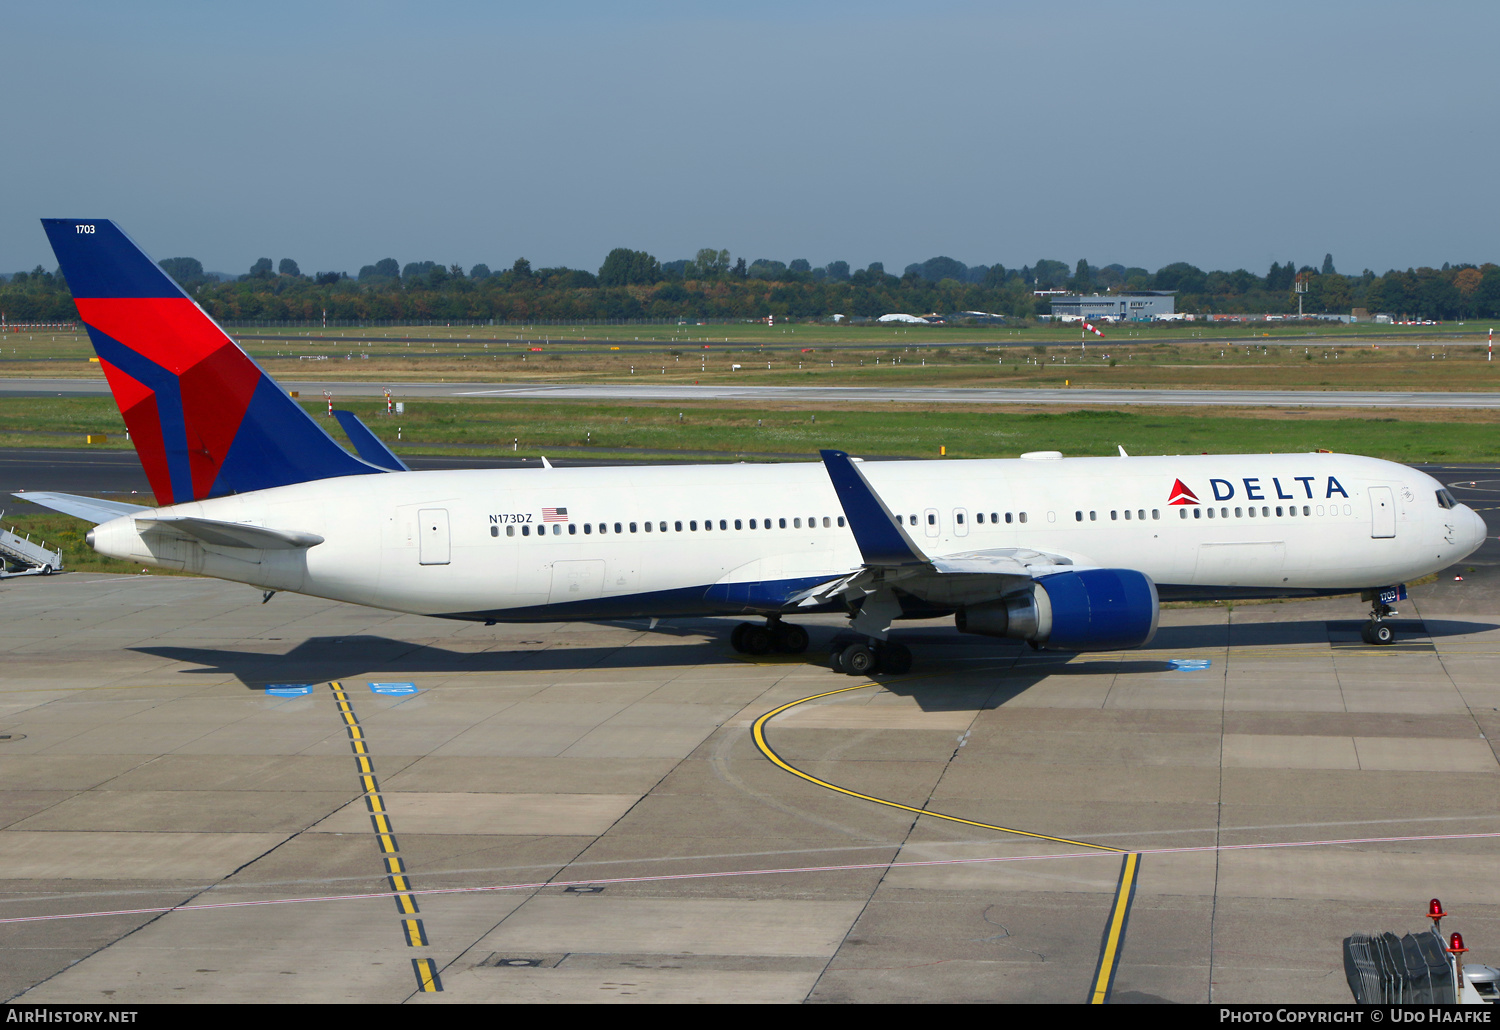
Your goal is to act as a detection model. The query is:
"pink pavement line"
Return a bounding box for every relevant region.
[4,829,1497,926]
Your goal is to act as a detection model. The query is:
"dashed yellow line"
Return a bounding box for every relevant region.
[412,957,442,992]
[328,680,440,992]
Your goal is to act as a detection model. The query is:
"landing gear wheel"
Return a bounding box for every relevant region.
[1372,622,1395,646]
[772,623,809,654]
[842,644,880,677]
[740,624,773,655]
[1359,622,1375,645]
[829,647,848,674]
[730,622,751,653]
[878,642,912,675]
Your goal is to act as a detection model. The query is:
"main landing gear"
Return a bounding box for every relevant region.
[1361,599,1397,646]
[729,616,809,656]
[828,636,912,676]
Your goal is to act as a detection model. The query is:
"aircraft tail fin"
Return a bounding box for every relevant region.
[41,219,381,505]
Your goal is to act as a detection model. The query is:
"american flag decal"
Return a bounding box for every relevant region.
[542,508,569,522]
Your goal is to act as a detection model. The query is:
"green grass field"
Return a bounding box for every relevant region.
[5,395,1496,464]
[3,321,1499,396]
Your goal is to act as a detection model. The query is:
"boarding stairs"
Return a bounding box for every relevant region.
[0,514,62,578]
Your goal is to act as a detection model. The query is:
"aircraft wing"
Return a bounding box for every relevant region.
[13,491,150,525]
[818,450,1073,633]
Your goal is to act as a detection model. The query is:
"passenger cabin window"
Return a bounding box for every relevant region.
[690,520,698,531]
[644,521,652,532]
[956,513,965,524]
[1019,512,1027,523]
[675,521,683,531]
[569,524,577,534]
[490,525,499,537]
[719,519,727,530]
[630,522,638,533]
[927,513,936,525]
[522,524,531,536]
[506,525,515,537]
[1151,510,1159,519]
[1075,511,1083,522]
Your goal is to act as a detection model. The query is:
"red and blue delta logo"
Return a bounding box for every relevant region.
[1168,474,1349,504]
[1168,479,1200,505]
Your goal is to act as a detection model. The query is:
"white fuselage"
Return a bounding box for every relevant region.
[88,452,1487,621]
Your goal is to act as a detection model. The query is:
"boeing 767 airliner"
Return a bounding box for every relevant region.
[18,220,1488,675]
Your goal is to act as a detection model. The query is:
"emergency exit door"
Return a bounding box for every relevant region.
[419,508,451,564]
[1369,487,1396,539]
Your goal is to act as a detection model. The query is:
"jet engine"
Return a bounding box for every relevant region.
[955,568,1159,651]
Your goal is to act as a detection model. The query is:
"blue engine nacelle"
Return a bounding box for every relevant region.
[955,569,1159,651]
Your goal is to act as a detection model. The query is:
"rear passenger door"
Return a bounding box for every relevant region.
[418,508,451,565]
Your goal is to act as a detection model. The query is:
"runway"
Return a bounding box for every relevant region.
[4,377,1500,409]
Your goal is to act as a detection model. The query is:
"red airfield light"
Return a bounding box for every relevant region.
[1448,932,1469,955]
[1428,898,1448,921]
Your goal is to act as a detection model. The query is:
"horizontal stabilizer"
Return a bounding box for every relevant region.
[333,411,409,471]
[135,516,324,550]
[819,449,926,566]
[13,491,149,525]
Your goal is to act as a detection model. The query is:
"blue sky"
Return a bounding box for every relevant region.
[4,1,1496,278]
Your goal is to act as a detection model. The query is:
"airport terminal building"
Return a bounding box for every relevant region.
[1049,290,1176,321]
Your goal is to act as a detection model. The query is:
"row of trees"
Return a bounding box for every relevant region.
[5,250,1500,322]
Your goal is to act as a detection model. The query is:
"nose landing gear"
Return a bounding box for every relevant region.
[1361,600,1397,646]
[729,616,810,656]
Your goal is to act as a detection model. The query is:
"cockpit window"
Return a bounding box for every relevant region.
[1436,488,1457,509]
